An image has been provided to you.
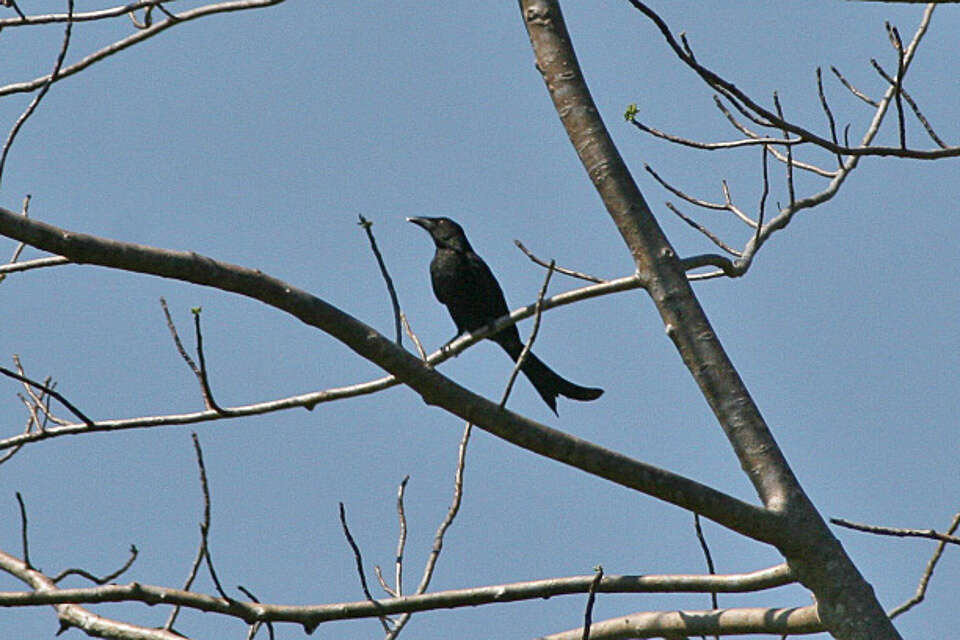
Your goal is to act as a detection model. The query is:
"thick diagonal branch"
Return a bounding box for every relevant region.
[0,206,773,542]
[518,2,899,638]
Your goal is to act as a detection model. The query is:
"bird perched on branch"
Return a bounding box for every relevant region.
[408,216,603,414]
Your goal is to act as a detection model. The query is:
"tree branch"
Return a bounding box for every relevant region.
[0,561,796,626]
[542,605,822,640]
[0,206,774,542]
[519,1,902,637]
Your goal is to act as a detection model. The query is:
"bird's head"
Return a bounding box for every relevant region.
[407,216,473,252]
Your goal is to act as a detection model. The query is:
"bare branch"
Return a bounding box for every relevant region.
[500,261,555,409]
[165,432,218,630]
[628,114,798,151]
[15,492,31,570]
[889,511,960,619]
[0,1,288,99]
[358,215,403,345]
[678,254,738,278]
[581,566,603,640]
[394,476,409,596]
[0,2,178,26]
[514,239,605,283]
[665,202,741,257]
[0,0,74,190]
[339,502,392,632]
[0,360,93,425]
[191,309,226,414]
[400,311,427,361]
[237,585,275,640]
[830,66,878,107]
[885,21,907,149]
[712,97,836,178]
[0,548,186,639]
[645,164,756,228]
[542,605,822,640]
[0,561,797,625]
[626,1,955,159]
[816,67,844,168]
[772,93,796,210]
[53,545,138,585]
[693,513,718,611]
[831,517,960,545]
[0,207,775,540]
[0,255,71,276]
[870,59,947,148]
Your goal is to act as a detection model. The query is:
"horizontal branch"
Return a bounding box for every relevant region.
[0,273,642,450]
[543,604,823,640]
[832,517,960,545]
[0,549,184,640]
[0,2,171,26]
[0,255,71,274]
[0,0,287,98]
[0,558,795,628]
[0,207,778,541]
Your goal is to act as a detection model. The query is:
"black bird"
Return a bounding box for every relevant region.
[408,216,603,414]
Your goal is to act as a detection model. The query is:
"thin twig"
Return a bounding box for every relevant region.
[646,164,756,228]
[374,566,395,598]
[339,503,375,601]
[755,146,768,250]
[500,261,555,408]
[160,299,225,413]
[0,255,71,276]
[237,585,274,640]
[12,357,68,428]
[395,475,409,596]
[628,116,797,151]
[816,67,843,168]
[192,309,226,413]
[192,433,230,602]
[0,0,74,190]
[712,97,836,178]
[870,59,946,149]
[830,66,878,107]
[358,215,403,345]
[889,512,960,619]
[514,240,604,283]
[581,566,603,640]
[386,411,480,638]
[694,513,719,612]
[53,545,138,584]
[400,312,427,362]
[15,492,30,569]
[3,0,27,20]
[339,502,391,632]
[772,93,795,211]
[886,22,907,149]
[160,298,200,373]
[831,518,960,545]
[664,202,741,257]
[166,432,219,630]
[0,363,93,425]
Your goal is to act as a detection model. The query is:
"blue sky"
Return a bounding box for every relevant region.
[0,2,957,638]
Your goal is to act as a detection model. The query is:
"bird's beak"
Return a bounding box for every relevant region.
[406,216,434,231]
